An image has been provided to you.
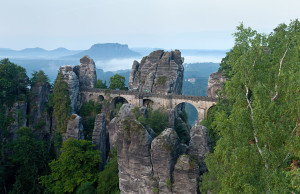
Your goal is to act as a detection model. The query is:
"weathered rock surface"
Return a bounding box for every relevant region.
[188,125,211,174]
[151,128,181,193]
[92,113,107,169]
[115,105,156,193]
[74,55,97,90]
[129,50,184,94]
[207,71,226,98]
[28,82,51,136]
[60,65,80,113]
[59,55,97,113]
[7,102,27,140]
[63,114,84,141]
[172,154,200,194]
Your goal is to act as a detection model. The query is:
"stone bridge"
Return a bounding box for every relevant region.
[81,89,217,122]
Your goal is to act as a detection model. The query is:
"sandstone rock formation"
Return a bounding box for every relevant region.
[63,114,84,141]
[28,82,52,136]
[151,128,181,193]
[188,125,211,174]
[172,154,200,194]
[107,103,211,194]
[129,50,184,94]
[74,55,97,90]
[92,113,107,169]
[7,102,27,141]
[113,104,156,193]
[60,65,80,113]
[59,55,97,113]
[207,71,226,98]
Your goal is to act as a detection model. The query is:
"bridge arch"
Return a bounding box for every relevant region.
[174,102,198,126]
[143,99,154,108]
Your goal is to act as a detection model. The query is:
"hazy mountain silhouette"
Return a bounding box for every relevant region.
[65,43,140,60]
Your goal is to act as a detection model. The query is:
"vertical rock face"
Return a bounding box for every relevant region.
[207,71,226,98]
[188,125,211,174]
[92,113,107,169]
[74,55,97,90]
[151,128,181,193]
[63,114,84,141]
[129,50,184,94]
[28,82,51,135]
[172,154,200,194]
[59,55,97,113]
[7,102,27,140]
[60,65,80,113]
[114,104,155,193]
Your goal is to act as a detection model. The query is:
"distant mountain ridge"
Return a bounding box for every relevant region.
[65,43,140,60]
[0,47,81,58]
[0,43,141,60]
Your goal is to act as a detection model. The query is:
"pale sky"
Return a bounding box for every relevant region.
[1,0,299,50]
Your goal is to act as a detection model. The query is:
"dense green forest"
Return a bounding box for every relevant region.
[0,20,299,193]
[201,20,300,192]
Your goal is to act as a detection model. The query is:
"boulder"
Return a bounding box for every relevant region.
[207,71,226,98]
[92,113,107,169]
[172,154,200,194]
[129,50,184,94]
[63,114,84,141]
[188,125,211,174]
[151,128,181,193]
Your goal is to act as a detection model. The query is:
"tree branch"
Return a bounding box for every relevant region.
[271,43,290,101]
[245,85,265,159]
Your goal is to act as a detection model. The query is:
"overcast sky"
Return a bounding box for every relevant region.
[1,0,299,50]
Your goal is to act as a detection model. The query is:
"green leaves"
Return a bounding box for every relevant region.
[201,20,300,193]
[40,139,101,193]
[0,58,29,107]
[109,74,127,90]
[53,70,72,133]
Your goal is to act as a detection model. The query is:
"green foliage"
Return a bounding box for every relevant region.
[0,58,29,107]
[133,107,168,135]
[156,76,168,86]
[80,100,102,117]
[76,181,96,194]
[53,70,72,133]
[166,178,172,189]
[109,74,127,90]
[10,127,50,193]
[95,79,108,89]
[40,139,101,193]
[97,148,120,194]
[147,109,168,135]
[200,98,233,149]
[84,117,95,141]
[114,102,123,117]
[175,124,189,144]
[200,20,300,193]
[30,70,49,86]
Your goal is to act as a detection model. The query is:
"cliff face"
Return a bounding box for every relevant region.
[59,55,97,113]
[129,50,184,94]
[207,71,226,98]
[105,104,211,194]
[28,82,52,138]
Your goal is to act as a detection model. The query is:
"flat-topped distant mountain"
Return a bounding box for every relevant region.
[65,43,141,60]
[0,47,81,58]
